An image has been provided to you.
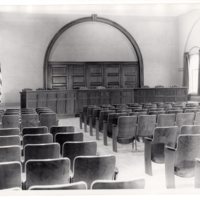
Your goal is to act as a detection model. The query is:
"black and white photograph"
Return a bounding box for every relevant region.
[0,0,200,198]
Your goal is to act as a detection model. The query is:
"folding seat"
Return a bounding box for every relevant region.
[0,162,22,190]
[24,143,60,163]
[144,126,179,175]
[21,114,39,128]
[157,114,176,127]
[29,182,87,190]
[112,116,137,152]
[50,126,75,140]
[22,126,48,136]
[2,115,20,128]
[71,155,117,188]
[137,115,157,142]
[148,110,166,116]
[55,132,83,153]
[21,108,36,115]
[165,134,200,188]
[129,105,143,112]
[0,128,20,136]
[184,108,200,113]
[24,158,70,189]
[175,112,195,130]
[22,133,53,147]
[39,113,59,131]
[91,179,145,189]
[166,109,183,114]
[62,141,97,169]
[0,146,21,162]
[143,103,157,109]
[0,136,20,146]
[133,108,148,113]
[36,107,53,114]
[4,109,20,115]
[194,112,200,125]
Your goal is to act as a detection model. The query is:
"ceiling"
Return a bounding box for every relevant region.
[0,1,200,17]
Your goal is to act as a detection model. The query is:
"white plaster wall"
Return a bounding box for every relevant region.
[178,10,200,85]
[0,12,179,106]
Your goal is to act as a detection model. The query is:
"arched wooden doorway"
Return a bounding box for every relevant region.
[43,14,144,89]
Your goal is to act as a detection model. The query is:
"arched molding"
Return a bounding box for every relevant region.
[43,14,144,88]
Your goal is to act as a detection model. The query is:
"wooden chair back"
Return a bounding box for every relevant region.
[0,136,20,146]
[176,113,195,128]
[55,132,83,152]
[0,146,21,162]
[62,141,97,169]
[0,162,22,190]
[0,128,20,136]
[50,126,75,139]
[21,114,39,128]
[2,115,20,128]
[157,114,176,127]
[24,143,60,163]
[137,115,157,138]
[39,113,58,131]
[72,155,116,188]
[22,126,48,135]
[174,134,200,177]
[25,158,70,189]
[23,133,53,147]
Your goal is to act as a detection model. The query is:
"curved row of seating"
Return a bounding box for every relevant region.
[0,122,145,190]
[79,103,200,188]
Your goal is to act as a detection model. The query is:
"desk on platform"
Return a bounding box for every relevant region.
[20,87,188,116]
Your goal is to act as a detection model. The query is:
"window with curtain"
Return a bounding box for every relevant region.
[188,53,199,94]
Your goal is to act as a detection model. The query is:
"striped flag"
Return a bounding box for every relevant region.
[0,64,2,102]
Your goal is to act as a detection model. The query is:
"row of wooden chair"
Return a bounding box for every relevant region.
[0,125,130,190]
[143,125,200,188]
[0,108,58,131]
[82,110,200,152]
[0,160,144,190]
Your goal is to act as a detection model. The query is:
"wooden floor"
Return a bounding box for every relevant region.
[58,117,200,194]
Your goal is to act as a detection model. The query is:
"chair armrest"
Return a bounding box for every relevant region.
[144,137,153,142]
[165,145,176,151]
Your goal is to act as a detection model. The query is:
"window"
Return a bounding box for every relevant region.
[189,53,199,94]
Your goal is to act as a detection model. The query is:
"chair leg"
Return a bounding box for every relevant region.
[103,121,108,146]
[84,115,87,132]
[89,117,93,136]
[165,147,176,188]
[112,125,118,152]
[144,139,152,175]
[95,119,99,140]
[79,113,82,129]
[195,159,200,188]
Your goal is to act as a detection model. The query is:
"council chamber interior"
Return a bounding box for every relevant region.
[1,1,200,194]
